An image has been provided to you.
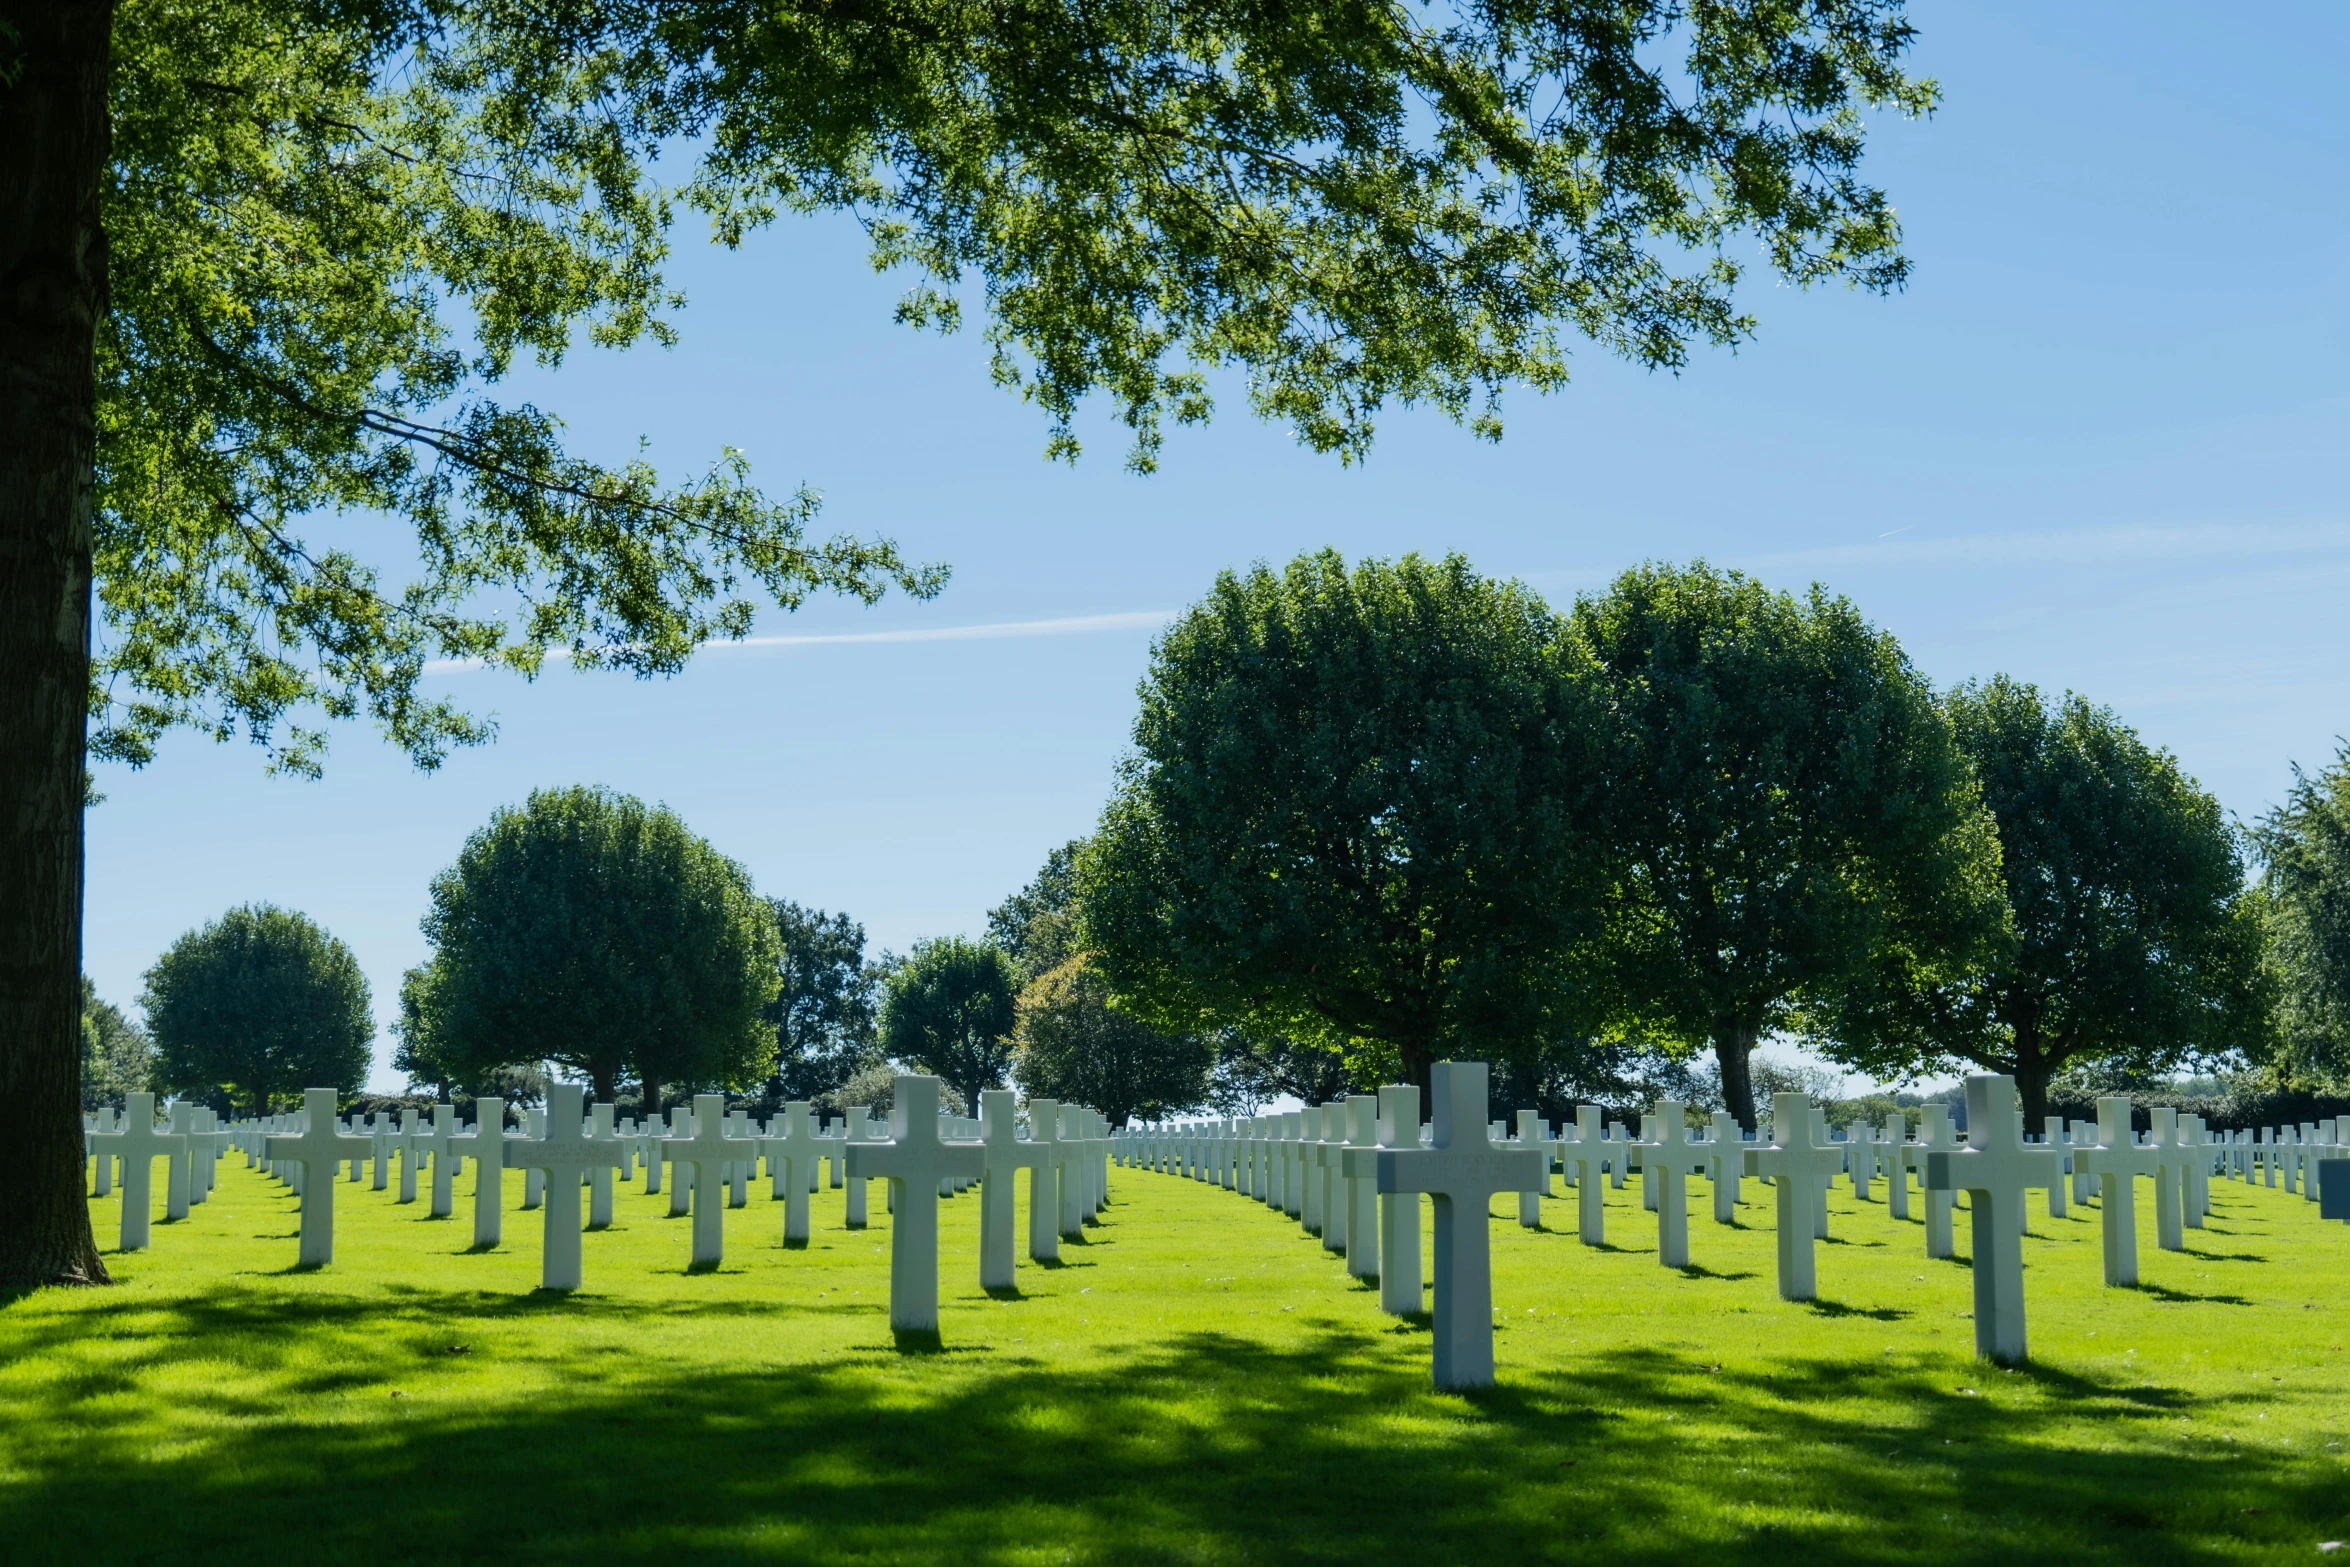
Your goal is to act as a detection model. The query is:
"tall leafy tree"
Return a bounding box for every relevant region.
[879,937,1020,1114]
[1830,677,2271,1121]
[987,841,1085,982]
[4,0,1937,1284]
[1577,563,2007,1128]
[420,786,782,1111]
[79,977,153,1111]
[764,900,882,1105]
[2255,744,2350,1089]
[1013,956,1210,1126]
[143,904,373,1114]
[1081,551,1613,1091]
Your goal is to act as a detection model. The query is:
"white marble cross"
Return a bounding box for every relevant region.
[87,1106,117,1196]
[163,1102,197,1219]
[1881,1112,1912,1222]
[659,1095,740,1267]
[1372,1062,1544,1390]
[842,1105,878,1228]
[395,1108,422,1204]
[976,1089,1053,1289]
[1053,1104,1091,1238]
[1846,1124,1878,1200]
[452,1099,509,1248]
[1514,1111,1557,1230]
[264,1088,376,1266]
[1635,1101,1712,1268]
[1348,1084,1425,1314]
[2182,1113,2211,1228]
[1558,1105,1608,1245]
[2076,1095,2157,1286]
[726,1109,754,1209]
[2039,1116,2069,1218]
[504,1083,627,1289]
[1316,1102,1351,1252]
[422,1104,460,1217]
[761,1102,825,1243]
[1604,1121,1630,1189]
[1297,1105,1326,1233]
[1341,1094,1380,1281]
[1924,1074,2061,1364]
[1707,1110,1744,1224]
[2147,1108,2191,1252]
[1917,1103,1958,1259]
[588,1103,621,1227]
[1638,1113,1660,1213]
[86,1093,187,1252]
[846,1075,986,1333]
[1742,1093,1843,1301]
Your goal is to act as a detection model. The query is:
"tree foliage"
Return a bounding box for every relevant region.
[419,785,781,1111]
[92,0,941,778]
[987,840,1085,982]
[1080,550,1612,1090]
[142,903,372,1114]
[85,0,1935,777]
[878,936,1020,1114]
[1013,956,1209,1126]
[1832,677,2272,1120]
[2253,743,2350,1091]
[79,977,153,1111]
[6,0,1938,1285]
[1575,562,2007,1127]
[761,900,883,1107]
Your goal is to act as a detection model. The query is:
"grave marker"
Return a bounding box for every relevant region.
[263,1088,375,1266]
[1924,1075,2060,1363]
[87,1093,187,1251]
[1347,1084,1424,1314]
[1559,1105,1608,1245]
[661,1094,740,1267]
[1343,1094,1380,1281]
[1742,1093,1842,1301]
[1708,1110,1745,1224]
[1634,1100,1711,1268]
[1514,1111,1556,1229]
[504,1083,627,1289]
[1371,1062,1543,1390]
[451,1099,509,1248]
[761,1102,825,1243]
[846,1075,986,1333]
[976,1089,1052,1288]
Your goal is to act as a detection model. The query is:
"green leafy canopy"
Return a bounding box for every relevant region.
[93,0,1934,777]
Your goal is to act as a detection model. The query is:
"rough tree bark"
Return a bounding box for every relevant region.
[1715,1019,1760,1132]
[0,0,114,1289]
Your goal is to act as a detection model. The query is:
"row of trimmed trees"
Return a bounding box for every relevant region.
[1070,553,2295,1128]
[109,554,2340,1130]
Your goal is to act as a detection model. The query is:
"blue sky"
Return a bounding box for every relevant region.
[86,1,2350,1092]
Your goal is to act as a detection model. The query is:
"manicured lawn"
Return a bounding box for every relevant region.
[4,1152,2346,1563]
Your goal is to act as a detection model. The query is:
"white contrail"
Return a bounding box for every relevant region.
[424,609,1175,675]
[719,609,1176,649]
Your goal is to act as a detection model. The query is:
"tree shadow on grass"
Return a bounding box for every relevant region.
[1801,1299,1909,1322]
[2,1306,2333,1567]
[2130,1282,2255,1307]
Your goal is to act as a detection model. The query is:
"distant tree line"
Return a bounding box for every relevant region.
[90,554,2350,1131]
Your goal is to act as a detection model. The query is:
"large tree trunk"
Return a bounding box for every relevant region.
[1714,1020,1759,1131]
[0,0,113,1289]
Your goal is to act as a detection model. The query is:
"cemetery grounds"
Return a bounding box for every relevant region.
[2,1162,2346,1564]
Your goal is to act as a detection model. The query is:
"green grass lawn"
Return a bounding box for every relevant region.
[4,1152,2346,1564]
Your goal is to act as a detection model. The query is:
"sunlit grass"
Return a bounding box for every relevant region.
[3,1150,2346,1563]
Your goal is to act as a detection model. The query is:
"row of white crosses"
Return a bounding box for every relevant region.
[1118,1065,2344,1385]
[100,1075,1117,1327]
